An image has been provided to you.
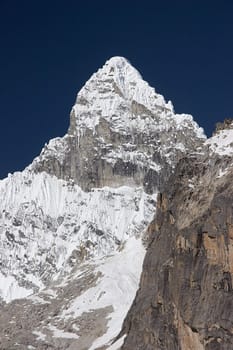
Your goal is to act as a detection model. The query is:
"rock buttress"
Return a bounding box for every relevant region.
[120,154,233,350]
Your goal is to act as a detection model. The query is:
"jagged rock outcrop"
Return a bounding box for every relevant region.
[120,128,233,350]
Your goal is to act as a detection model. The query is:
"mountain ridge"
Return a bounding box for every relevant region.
[1,57,228,350]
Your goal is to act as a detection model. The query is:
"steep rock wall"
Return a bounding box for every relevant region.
[120,153,233,349]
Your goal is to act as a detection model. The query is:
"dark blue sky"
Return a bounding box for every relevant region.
[1,0,233,179]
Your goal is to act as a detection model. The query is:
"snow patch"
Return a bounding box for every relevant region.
[217,168,229,178]
[32,330,46,341]
[27,295,49,305]
[0,272,32,303]
[47,324,79,339]
[206,129,233,156]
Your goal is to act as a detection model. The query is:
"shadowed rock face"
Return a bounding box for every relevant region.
[120,152,233,350]
[32,118,201,194]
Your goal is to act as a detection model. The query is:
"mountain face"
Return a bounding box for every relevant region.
[31,56,204,193]
[0,57,209,349]
[120,122,233,350]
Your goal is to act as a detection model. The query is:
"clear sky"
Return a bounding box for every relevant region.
[1,0,233,178]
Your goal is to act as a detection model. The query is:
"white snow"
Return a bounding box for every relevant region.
[61,237,146,349]
[47,324,79,339]
[41,288,57,298]
[107,335,126,350]
[32,330,46,341]
[68,56,205,143]
[32,135,70,167]
[0,170,155,302]
[217,168,229,178]
[0,272,32,303]
[206,129,233,156]
[27,295,49,305]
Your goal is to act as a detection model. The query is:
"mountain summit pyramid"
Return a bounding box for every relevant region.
[0,57,207,349]
[31,56,205,192]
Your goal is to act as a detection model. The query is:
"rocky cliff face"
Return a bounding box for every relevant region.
[120,125,233,350]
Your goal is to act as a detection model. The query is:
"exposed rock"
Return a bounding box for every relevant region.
[0,264,111,350]
[120,149,233,349]
[215,118,233,134]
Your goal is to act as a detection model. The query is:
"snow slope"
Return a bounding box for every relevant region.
[0,169,156,303]
[27,237,145,349]
[206,128,233,156]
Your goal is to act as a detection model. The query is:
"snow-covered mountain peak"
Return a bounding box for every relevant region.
[79,55,144,100]
[31,57,205,193]
[99,56,143,81]
[69,57,174,134]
